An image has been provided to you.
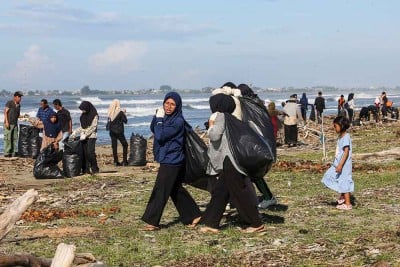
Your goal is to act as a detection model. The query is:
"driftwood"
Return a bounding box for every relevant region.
[0,254,51,267]
[354,147,400,160]
[0,189,39,241]
[50,243,75,267]
[0,253,101,267]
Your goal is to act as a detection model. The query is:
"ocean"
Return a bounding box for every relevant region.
[1,88,399,154]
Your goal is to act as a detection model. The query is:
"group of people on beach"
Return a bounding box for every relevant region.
[3,84,359,232]
[140,82,356,234]
[3,92,129,175]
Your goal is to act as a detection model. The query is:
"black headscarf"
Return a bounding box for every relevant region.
[79,101,98,128]
[238,83,257,98]
[221,81,237,88]
[209,94,236,114]
[348,93,354,101]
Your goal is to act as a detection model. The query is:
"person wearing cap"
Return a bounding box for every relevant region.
[3,91,23,157]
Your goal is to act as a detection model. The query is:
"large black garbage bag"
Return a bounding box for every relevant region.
[62,139,83,177]
[128,134,147,166]
[33,144,63,179]
[18,124,41,158]
[183,121,209,190]
[239,96,276,162]
[225,113,274,179]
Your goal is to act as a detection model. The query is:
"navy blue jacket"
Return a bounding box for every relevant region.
[150,115,185,165]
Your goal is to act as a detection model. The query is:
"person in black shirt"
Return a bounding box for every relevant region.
[52,99,72,151]
[3,91,23,157]
[314,91,326,124]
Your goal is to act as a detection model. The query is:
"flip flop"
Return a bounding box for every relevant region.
[141,224,160,231]
[241,225,266,234]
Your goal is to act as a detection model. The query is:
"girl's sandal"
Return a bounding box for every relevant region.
[142,224,160,231]
[337,199,345,205]
[336,204,352,210]
[241,225,266,234]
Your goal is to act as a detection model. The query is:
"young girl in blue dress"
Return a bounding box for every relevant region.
[322,116,354,210]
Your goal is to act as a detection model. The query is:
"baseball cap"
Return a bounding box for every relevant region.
[14,91,24,97]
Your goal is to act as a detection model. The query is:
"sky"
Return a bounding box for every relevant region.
[1,0,399,91]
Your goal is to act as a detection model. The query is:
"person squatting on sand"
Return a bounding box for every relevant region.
[322,116,354,210]
[199,93,265,234]
[70,101,100,175]
[141,92,201,231]
[107,99,129,166]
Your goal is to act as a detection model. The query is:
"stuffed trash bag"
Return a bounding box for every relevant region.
[62,138,83,177]
[128,134,147,166]
[239,96,276,161]
[33,144,63,179]
[183,121,209,190]
[224,113,274,179]
[18,124,42,158]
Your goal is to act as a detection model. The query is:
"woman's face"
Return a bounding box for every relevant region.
[164,98,176,115]
[50,116,57,123]
[334,123,341,133]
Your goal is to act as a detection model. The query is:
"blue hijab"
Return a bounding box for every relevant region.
[44,111,61,138]
[151,92,185,165]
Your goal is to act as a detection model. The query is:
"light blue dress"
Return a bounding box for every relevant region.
[322,133,354,193]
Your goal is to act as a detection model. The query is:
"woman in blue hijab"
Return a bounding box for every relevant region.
[141,92,201,231]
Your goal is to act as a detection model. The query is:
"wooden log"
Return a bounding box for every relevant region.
[0,189,39,241]
[50,243,76,267]
[0,254,51,267]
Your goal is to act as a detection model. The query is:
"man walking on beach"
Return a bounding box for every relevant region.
[53,99,72,150]
[3,91,23,157]
[314,91,325,124]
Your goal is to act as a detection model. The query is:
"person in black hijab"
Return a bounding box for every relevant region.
[200,94,264,233]
[70,101,99,174]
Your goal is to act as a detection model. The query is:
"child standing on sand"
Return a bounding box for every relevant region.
[322,116,354,210]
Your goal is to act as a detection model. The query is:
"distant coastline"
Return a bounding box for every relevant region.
[1,84,399,97]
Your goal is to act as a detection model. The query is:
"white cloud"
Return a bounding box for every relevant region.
[88,41,148,74]
[5,45,54,86]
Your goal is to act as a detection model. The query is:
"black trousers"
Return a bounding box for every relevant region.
[284,124,298,145]
[254,178,273,200]
[110,131,128,163]
[201,157,262,229]
[142,164,201,227]
[81,138,99,173]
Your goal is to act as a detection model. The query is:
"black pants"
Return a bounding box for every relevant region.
[348,108,354,123]
[110,131,128,163]
[201,157,262,229]
[254,178,273,200]
[142,164,201,227]
[81,138,99,173]
[284,124,298,145]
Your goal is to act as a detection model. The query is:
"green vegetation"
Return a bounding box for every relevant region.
[1,124,399,266]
